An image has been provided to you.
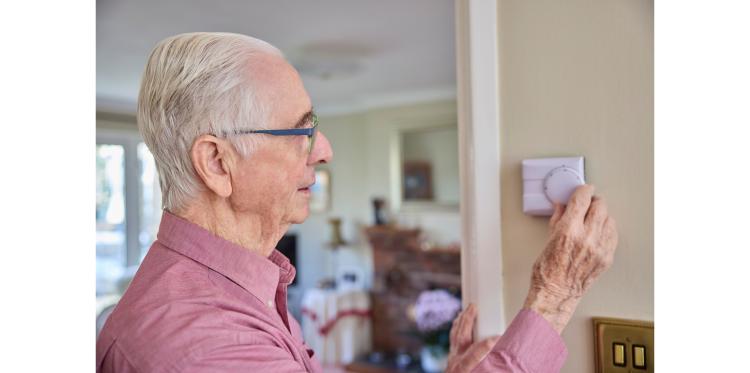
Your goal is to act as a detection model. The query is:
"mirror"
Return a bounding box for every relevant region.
[399,124,459,209]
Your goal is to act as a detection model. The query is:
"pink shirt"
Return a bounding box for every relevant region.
[473,309,567,372]
[97,212,566,372]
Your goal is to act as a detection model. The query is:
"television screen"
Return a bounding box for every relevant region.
[275,234,298,286]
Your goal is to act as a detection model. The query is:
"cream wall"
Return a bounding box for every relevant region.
[403,126,460,204]
[287,111,372,295]
[497,1,653,372]
[362,100,461,244]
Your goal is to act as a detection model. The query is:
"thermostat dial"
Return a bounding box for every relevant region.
[522,156,585,216]
[543,166,585,205]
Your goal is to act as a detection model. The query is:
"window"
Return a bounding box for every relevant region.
[96,131,162,298]
[96,144,126,296]
[138,142,162,261]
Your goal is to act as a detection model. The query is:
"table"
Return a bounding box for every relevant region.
[301,288,372,365]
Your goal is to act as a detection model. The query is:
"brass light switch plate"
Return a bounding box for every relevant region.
[593,317,654,373]
[613,343,626,366]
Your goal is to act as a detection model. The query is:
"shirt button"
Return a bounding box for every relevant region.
[267,300,274,308]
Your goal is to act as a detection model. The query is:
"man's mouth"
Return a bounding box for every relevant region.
[298,181,315,192]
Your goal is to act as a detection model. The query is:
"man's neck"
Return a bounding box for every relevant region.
[175,199,288,258]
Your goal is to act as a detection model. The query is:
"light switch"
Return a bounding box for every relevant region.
[633,345,646,369]
[612,343,626,366]
[593,317,654,373]
[522,157,585,216]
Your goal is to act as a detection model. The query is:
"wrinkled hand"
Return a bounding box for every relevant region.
[524,184,619,333]
[445,304,500,373]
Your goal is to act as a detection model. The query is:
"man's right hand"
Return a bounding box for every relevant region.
[523,184,619,334]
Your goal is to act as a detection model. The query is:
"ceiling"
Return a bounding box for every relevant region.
[96,0,457,116]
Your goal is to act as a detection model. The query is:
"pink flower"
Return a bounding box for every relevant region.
[414,289,461,333]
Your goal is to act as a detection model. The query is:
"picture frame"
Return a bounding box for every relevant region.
[402,161,434,200]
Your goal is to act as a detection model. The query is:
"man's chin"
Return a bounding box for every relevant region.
[288,207,310,224]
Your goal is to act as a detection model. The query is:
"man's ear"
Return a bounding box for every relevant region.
[190,135,233,198]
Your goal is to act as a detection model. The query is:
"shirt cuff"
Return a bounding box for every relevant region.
[490,308,568,373]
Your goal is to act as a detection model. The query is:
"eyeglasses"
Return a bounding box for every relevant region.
[222,113,319,154]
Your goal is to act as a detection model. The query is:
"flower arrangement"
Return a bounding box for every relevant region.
[410,289,462,371]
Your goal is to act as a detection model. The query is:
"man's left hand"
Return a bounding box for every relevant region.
[446,303,500,373]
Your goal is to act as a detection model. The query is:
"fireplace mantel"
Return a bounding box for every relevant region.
[364,225,461,356]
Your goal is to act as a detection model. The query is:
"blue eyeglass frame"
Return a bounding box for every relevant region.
[223,113,319,153]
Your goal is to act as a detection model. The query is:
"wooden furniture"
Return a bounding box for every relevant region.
[345,359,424,373]
[363,226,461,357]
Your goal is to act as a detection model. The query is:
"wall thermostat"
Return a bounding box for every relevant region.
[522,157,585,216]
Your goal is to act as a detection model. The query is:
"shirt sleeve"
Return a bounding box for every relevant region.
[472,308,568,373]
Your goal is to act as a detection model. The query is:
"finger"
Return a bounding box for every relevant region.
[584,196,608,232]
[459,336,501,370]
[449,308,465,347]
[549,202,564,228]
[595,217,618,270]
[450,304,472,351]
[455,304,477,353]
[603,216,619,256]
[562,184,595,224]
[460,304,477,348]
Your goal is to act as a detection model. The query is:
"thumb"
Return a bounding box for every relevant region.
[550,202,564,228]
[460,335,501,370]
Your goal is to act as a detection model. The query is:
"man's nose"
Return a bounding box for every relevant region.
[308,131,333,165]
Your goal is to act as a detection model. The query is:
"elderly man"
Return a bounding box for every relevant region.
[96,32,618,373]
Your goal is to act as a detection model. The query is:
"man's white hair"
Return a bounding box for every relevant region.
[137,32,283,212]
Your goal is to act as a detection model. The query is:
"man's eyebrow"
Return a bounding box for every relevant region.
[293,109,314,129]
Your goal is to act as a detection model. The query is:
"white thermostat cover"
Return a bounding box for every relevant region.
[522,157,585,216]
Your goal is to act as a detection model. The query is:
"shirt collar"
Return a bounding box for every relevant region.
[155,211,296,305]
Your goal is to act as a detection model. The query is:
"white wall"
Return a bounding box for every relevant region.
[497,1,653,372]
